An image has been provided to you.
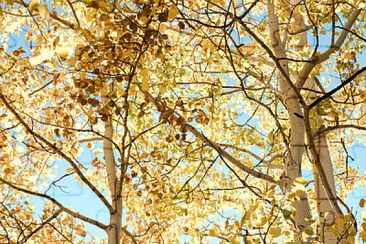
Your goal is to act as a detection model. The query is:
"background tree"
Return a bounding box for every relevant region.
[0,0,365,243]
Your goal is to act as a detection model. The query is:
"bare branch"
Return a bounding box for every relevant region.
[0,177,107,230]
[0,91,113,213]
[308,67,366,110]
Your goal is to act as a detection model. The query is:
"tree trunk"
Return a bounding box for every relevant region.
[107,198,122,244]
[312,129,343,243]
[103,105,122,244]
[266,1,312,241]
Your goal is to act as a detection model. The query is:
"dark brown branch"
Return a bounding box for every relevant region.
[336,26,366,43]
[308,67,366,110]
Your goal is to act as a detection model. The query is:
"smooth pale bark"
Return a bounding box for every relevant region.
[313,129,344,243]
[266,1,312,240]
[103,111,122,244]
[305,80,348,242]
[295,7,362,243]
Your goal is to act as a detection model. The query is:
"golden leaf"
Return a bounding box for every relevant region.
[360,199,365,208]
[38,5,49,18]
[142,78,149,91]
[168,5,179,20]
[56,46,69,60]
[29,0,40,11]
[208,226,220,236]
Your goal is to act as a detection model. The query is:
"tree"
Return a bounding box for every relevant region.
[0,0,365,243]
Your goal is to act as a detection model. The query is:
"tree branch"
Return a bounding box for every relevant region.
[0,91,113,213]
[308,67,366,110]
[295,9,362,88]
[20,209,62,243]
[0,177,107,230]
[142,91,276,183]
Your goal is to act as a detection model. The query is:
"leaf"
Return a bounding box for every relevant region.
[29,0,40,12]
[88,98,99,107]
[168,5,179,20]
[53,36,60,49]
[29,48,53,66]
[304,226,314,235]
[208,226,220,236]
[360,199,365,208]
[38,5,49,18]
[5,0,14,5]
[228,236,240,244]
[86,169,93,177]
[269,226,282,237]
[76,229,87,237]
[255,216,267,227]
[140,68,150,91]
[361,210,366,220]
[56,46,69,60]
[211,0,225,6]
[142,78,149,91]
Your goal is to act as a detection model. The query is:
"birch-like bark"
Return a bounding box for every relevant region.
[313,128,343,243]
[297,7,362,243]
[103,107,122,244]
[266,0,312,239]
[304,79,348,242]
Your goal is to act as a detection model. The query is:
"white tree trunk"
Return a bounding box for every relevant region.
[266,1,312,241]
[103,108,122,244]
[312,129,343,243]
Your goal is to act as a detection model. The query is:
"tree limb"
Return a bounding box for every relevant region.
[0,177,107,230]
[308,67,366,110]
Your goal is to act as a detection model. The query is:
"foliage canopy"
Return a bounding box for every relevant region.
[0,0,365,243]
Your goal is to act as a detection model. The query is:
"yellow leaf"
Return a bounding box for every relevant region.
[168,5,179,19]
[56,46,69,60]
[361,210,366,220]
[360,199,365,208]
[38,5,49,18]
[29,48,53,66]
[255,216,267,227]
[211,0,225,6]
[53,36,60,49]
[269,226,282,237]
[86,169,93,177]
[228,236,241,244]
[86,108,94,117]
[140,68,149,77]
[117,85,125,97]
[140,68,150,91]
[294,177,307,185]
[76,229,86,237]
[142,78,149,91]
[304,226,314,235]
[208,226,220,236]
[29,0,40,12]
[320,29,326,35]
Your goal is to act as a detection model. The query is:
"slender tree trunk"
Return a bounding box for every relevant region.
[312,128,343,243]
[304,78,347,242]
[108,198,122,244]
[103,104,122,244]
[266,0,312,239]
